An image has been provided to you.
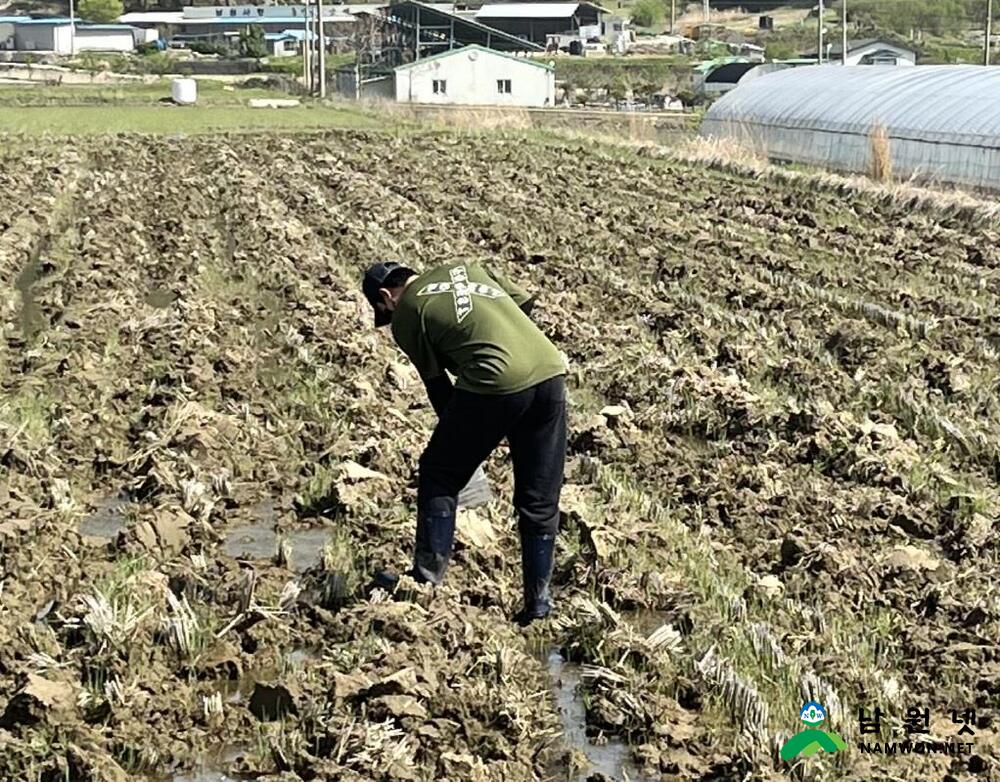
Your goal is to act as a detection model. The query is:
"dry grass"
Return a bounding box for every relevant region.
[869,123,893,183]
[675,133,768,169]
[425,106,533,132]
[626,111,657,144]
[669,132,1000,227]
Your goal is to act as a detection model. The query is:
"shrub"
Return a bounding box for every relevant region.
[631,0,665,28]
[79,0,123,24]
[188,40,232,56]
[238,25,267,59]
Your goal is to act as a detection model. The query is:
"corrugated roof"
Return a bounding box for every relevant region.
[278,29,312,40]
[13,17,74,26]
[77,24,139,32]
[475,2,608,18]
[14,18,137,30]
[803,37,917,59]
[476,3,579,18]
[118,11,185,24]
[176,16,316,25]
[695,56,749,74]
[265,29,316,41]
[384,1,544,51]
[394,43,553,70]
[703,65,1000,144]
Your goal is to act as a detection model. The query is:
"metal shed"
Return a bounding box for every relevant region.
[700,65,1000,190]
[0,15,22,48]
[474,2,608,45]
[341,1,542,99]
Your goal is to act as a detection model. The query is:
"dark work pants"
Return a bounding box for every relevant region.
[418,375,566,537]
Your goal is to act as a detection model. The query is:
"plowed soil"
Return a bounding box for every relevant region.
[1,131,998,782]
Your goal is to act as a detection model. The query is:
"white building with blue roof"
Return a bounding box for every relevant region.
[9,17,142,54]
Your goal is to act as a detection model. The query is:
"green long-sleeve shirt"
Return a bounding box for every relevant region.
[390,261,565,395]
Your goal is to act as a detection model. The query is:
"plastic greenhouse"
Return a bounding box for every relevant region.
[700,65,1000,190]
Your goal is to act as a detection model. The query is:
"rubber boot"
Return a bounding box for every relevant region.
[369,509,457,592]
[412,509,456,585]
[517,533,556,626]
[369,570,400,593]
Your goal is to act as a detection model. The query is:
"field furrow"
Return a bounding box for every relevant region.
[0,131,996,782]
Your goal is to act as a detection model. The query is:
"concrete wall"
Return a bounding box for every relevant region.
[362,75,394,100]
[75,30,135,53]
[395,47,554,107]
[336,70,394,100]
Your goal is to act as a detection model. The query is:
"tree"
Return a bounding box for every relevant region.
[848,0,968,36]
[79,0,124,24]
[766,41,796,60]
[239,24,267,59]
[631,0,665,28]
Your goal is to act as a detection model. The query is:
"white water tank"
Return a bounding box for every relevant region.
[171,78,197,105]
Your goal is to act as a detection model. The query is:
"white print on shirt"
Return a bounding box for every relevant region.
[416,265,503,323]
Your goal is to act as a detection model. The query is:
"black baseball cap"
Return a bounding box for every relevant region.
[362,261,404,327]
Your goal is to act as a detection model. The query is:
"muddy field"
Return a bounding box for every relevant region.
[1,131,998,781]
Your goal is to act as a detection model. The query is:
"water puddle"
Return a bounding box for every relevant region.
[541,647,643,782]
[287,647,320,668]
[166,744,249,782]
[213,647,316,707]
[215,673,254,706]
[221,520,331,573]
[220,521,274,562]
[146,287,178,308]
[626,608,671,636]
[171,768,236,782]
[80,492,132,540]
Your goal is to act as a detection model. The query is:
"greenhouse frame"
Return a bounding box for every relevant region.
[700,65,1000,191]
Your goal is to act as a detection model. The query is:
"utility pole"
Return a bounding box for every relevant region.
[303,1,312,93]
[842,0,848,64]
[312,2,320,94]
[817,0,824,63]
[69,0,75,56]
[986,0,994,65]
[670,0,675,34]
[703,0,709,23]
[317,0,327,98]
